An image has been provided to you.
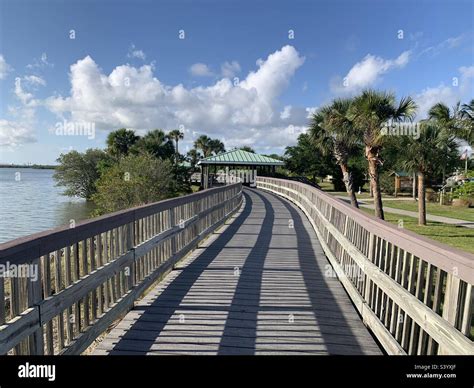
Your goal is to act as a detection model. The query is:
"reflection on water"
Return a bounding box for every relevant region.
[0,168,94,243]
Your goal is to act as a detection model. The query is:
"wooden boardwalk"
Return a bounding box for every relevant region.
[94,188,382,355]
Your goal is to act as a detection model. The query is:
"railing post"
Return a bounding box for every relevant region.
[439,273,462,354]
[27,257,44,355]
[363,232,375,305]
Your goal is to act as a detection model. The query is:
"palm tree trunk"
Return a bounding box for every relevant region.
[418,171,426,225]
[340,163,359,208]
[367,147,384,219]
[175,139,179,163]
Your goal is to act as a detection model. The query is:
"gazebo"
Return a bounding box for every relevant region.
[197,149,284,189]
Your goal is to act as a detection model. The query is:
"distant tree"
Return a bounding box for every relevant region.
[54,149,111,200]
[264,153,284,160]
[284,133,334,183]
[194,135,226,157]
[131,129,175,160]
[168,129,184,156]
[427,102,470,182]
[194,135,213,157]
[239,146,255,153]
[186,148,201,169]
[92,153,174,214]
[398,123,454,225]
[460,99,474,145]
[106,128,139,157]
[209,139,225,155]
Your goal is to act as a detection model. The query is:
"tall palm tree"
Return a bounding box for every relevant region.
[427,102,472,181]
[106,128,139,157]
[432,100,474,146]
[349,90,417,219]
[460,99,474,145]
[132,129,175,160]
[194,135,213,157]
[399,123,454,225]
[209,139,225,155]
[168,129,184,156]
[309,99,360,208]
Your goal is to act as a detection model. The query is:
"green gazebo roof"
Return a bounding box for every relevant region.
[197,149,284,166]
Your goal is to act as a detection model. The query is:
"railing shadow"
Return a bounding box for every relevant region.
[103,188,376,355]
[274,193,366,354]
[104,192,253,355]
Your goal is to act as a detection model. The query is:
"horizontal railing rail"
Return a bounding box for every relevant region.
[0,183,243,355]
[257,177,474,355]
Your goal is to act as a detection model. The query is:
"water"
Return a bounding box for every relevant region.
[0,168,94,243]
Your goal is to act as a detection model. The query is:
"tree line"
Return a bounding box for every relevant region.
[285,89,473,225]
[53,128,228,215]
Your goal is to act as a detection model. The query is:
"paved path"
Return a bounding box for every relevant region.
[94,188,381,355]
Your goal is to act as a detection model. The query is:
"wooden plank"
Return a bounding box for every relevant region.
[54,250,65,351]
[39,250,134,323]
[0,307,40,354]
[63,189,242,355]
[27,257,43,355]
[42,254,54,355]
[64,246,74,344]
[95,189,381,356]
[259,181,474,355]
[0,277,4,326]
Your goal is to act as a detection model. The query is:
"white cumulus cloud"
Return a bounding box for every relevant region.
[0,120,36,147]
[332,50,411,94]
[127,44,146,61]
[189,63,214,77]
[414,65,474,120]
[221,61,241,78]
[0,55,13,80]
[45,45,307,152]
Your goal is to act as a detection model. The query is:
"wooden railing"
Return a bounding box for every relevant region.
[0,183,242,355]
[257,177,474,355]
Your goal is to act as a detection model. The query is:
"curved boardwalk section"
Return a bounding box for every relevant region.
[94,189,381,355]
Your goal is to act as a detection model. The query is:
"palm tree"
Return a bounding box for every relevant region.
[132,129,175,160]
[209,139,225,155]
[106,128,139,157]
[427,102,472,182]
[460,99,474,145]
[349,90,417,219]
[194,135,213,157]
[168,129,184,156]
[399,123,454,225]
[428,101,472,138]
[239,146,255,153]
[309,99,360,208]
[186,148,201,170]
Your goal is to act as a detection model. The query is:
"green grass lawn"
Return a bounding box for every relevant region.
[360,207,474,254]
[319,181,375,199]
[375,200,474,223]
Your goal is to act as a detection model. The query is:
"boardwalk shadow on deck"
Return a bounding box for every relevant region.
[104,192,254,355]
[101,189,373,355]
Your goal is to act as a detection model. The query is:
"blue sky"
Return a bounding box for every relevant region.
[0,0,473,164]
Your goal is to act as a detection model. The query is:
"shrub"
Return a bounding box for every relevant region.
[453,181,474,201]
[92,153,175,215]
[54,149,112,200]
[379,172,395,195]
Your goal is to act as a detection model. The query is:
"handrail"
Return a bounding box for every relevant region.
[0,183,243,355]
[257,177,474,355]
